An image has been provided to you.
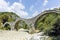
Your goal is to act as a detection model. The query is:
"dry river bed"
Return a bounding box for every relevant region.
[0,30,49,40]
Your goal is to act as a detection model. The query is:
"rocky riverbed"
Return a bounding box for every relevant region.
[0,30,49,40]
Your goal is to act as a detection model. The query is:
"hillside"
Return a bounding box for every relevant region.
[0,12,20,30]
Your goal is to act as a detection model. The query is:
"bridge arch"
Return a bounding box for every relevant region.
[14,20,21,30]
[34,10,60,38]
[14,20,28,31]
[4,22,11,30]
[34,10,60,31]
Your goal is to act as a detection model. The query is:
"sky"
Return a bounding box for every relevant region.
[0,0,60,19]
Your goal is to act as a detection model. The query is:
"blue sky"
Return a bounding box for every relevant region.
[0,0,60,19]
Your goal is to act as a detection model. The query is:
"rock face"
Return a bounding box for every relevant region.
[0,30,30,40]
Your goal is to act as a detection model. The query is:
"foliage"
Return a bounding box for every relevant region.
[35,12,60,40]
[4,24,11,30]
[15,20,28,31]
[0,12,20,30]
[36,12,58,31]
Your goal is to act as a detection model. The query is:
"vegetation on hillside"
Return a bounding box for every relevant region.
[35,12,60,40]
[15,20,28,31]
[0,12,28,30]
[0,12,19,30]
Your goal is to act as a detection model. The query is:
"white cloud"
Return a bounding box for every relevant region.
[0,0,9,12]
[9,2,28,18]
[43,0,48,6]
[0,0,9,7]
[10,2,25,10]
[26,11,40,19]
[0,0,29,18]
[32,11,40,17]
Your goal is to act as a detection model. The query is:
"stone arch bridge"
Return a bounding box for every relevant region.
[3,10,60,30]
